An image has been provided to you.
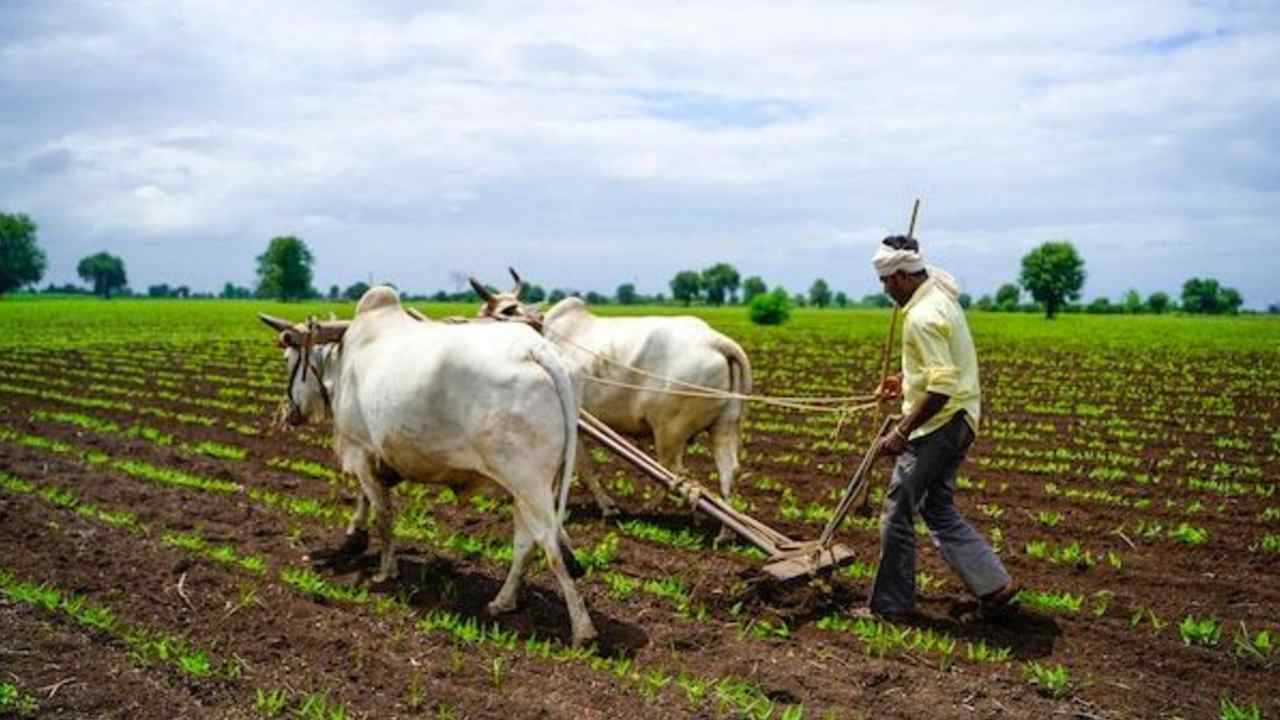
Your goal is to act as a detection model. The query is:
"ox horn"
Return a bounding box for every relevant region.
[258,313,297,333]
[405,307,428,322]
[311,320,351,344]
[508,267,525,298]
[469,277,496,304]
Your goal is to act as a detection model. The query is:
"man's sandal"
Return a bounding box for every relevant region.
[978,582,1020,619]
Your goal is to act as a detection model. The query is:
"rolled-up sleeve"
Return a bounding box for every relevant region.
[905,315,958,396]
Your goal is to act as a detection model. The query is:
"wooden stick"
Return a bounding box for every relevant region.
[578,411,792,550]
[877,198,919,391]
[818,415,897,547]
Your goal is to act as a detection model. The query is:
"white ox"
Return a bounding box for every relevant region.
[259,286,596,646]
[473,272,752,539]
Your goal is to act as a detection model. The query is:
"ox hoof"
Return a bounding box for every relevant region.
[338,529,370,557]
[571,626,599,649]
[372,568,399,584]
[486,598,518,616]
[713,526,738,547]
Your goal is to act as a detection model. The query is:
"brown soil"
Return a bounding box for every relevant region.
[1,341,1277,719]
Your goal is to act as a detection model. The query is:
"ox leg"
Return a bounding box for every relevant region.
[346,491,370,535]
[334,490,371,557]
[711,421,743,545]
[520,496,597,647]
[488,510,535,615]
[652,426,690,511]
[356,469,398,582]
[578,434,620,519]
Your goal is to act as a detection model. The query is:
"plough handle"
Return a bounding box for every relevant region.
[816,415,899,548]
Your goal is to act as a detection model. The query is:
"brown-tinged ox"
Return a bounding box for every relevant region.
[472,270,752,543]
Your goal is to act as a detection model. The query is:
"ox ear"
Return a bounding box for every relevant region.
[469,277,496,305]
[258,313,296,333]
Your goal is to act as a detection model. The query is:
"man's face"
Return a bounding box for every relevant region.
[880,272,909,306]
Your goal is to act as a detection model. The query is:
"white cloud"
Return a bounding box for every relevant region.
[2,0,1278,305]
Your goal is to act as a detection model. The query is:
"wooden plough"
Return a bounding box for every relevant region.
[578,410,898,581]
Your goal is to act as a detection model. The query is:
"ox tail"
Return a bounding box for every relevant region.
[529,342,585,579]
[709,333,753,425]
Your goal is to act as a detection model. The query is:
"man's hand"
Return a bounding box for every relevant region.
[876,374,903,401]
[876,424,909,457]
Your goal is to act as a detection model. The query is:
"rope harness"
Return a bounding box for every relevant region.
[276,318,335,427]
[528,317,898,418]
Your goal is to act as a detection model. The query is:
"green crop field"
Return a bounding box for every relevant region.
[1,298,1277,720]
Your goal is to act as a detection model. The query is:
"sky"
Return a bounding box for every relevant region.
[2,1,1278,305]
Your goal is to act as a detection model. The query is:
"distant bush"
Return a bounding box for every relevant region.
[750,288,791,326]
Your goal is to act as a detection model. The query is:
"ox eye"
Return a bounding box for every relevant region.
[503,306,518,316]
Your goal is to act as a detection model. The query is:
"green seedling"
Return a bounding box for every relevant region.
[1023,661,1071,699]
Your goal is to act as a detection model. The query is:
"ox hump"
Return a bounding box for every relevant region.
[355,286,403,316]
[545,296,589,324]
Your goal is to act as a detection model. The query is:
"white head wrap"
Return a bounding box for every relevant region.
[872,242,961,300]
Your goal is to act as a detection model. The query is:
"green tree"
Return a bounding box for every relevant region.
[548,288,568,303]
[147,283,172,298]
[834,291,849,308]
[1146,291,1171,314]
[76,252,128,298]
[861,293,892,308]
[742,275,768,304]
[521,284,546,303]
[327,284,340,300]
[1181,277,1218,314]
[1019,241,1086,319]
[221,282,252,299]
[670,270,703,306]
[701,263,740,305]
[995,283,1021,311]
[749,287,791,325]
[255,236,316,301]
[957,293,972,309]
[1181,277,1243,315]
[975,294,994,311]
[808,278,832,308]
[0,212,47,294]
[616,282,637,305]
[343,281,371,301]
[1219,287,1243,314]
[1122,289,1143,314]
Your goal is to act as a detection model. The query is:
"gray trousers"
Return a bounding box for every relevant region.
[869,412,1010,614]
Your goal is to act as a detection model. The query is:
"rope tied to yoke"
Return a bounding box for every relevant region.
[541,325,884,415]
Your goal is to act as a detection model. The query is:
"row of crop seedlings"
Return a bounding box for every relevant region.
[17,407,348,512]
[0,424,1037,690]
[11,363,1264,568]
[16,412,1278,687]
[0,365,265,437]
[0,364,264,426]
[0,474,368,720]
[0,464,834,718]
[2,347,280,409]
[10,351,1264,607]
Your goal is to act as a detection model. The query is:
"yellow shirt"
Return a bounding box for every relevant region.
[900,277,981,439]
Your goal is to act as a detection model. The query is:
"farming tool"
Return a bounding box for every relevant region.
[572,199,921,580]
[578,410,899,581]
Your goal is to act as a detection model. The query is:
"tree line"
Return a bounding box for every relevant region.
[1,211,1271,317]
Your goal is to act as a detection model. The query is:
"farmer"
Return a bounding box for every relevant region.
[862,234,1016,619]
